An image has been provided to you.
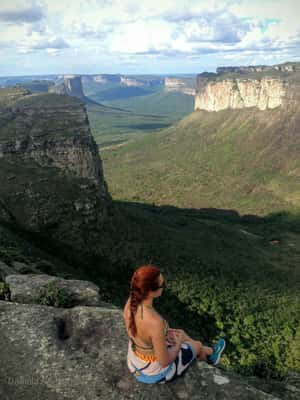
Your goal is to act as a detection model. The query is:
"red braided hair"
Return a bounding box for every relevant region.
[129,265,161,337]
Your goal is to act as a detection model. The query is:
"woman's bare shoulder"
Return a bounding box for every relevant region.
[123,299,161,324]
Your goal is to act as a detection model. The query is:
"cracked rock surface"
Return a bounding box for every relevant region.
[0,293,294,400]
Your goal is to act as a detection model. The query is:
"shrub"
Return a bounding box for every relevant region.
[0,281,10,301]
[34,280,74,308]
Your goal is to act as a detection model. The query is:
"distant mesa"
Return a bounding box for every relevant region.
[82,74,163,88]
[82,74,121,84]
[216,62,300,75]
[49,75,103,105]
[194,77,286,111]
[49,75,85,98]
[194,61,300,112]
[164,77,196,96]
[120,76,145,87]
[120,76,163,87]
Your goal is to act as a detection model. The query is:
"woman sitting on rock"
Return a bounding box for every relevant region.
[123,265,226,384]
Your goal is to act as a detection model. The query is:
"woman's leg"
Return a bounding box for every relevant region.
[170,329,213,361]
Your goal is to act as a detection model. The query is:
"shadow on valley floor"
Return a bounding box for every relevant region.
[115,122,171,130]
[114,200,300,233]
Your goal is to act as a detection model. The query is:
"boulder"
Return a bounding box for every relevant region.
[4,273,102,307]
[0,299,288,400]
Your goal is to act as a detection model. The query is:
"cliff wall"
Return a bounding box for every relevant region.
[49,75,85,98]
[81,74,121,84]
[120,77,145,87]
[0,88,112,262]
[194,77,286,111]
[217,62,300,75]
[164,77,196,96]
[120,76,163,87]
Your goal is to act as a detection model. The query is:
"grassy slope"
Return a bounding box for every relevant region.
[87,103,171,147]
[84,78,194,146]
[101,106,300,216]
[86,89,194,147]
[101,89,194,117]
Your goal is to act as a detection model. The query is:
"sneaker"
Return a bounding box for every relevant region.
[207,338,226,366]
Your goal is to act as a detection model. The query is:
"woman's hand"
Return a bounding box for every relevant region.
[170,329,184,347]
[166,329,176,345]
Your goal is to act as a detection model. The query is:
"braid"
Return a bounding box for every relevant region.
[128,265,161,337]
[129,289,142,337]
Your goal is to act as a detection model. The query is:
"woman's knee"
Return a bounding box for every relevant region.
[184,339,203,358]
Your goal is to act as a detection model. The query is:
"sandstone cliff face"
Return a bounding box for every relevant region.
[120,76,145,87]
[82,74,121,85]
[120,76,163,87]
[0,88,112,262]
[49,75,85,98]
[164,78,196,96]
[216,62,300,74]
[194,78,285,111]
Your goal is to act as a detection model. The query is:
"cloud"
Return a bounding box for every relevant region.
[17,36,70,53]
[174,10,252,45]
[0,4,45,23]
[69,21,114,40]
[109,7,257,57]
[30,37,69,50]
[1,0,300,74]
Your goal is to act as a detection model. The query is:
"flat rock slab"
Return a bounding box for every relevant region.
[5,273,101,306]
[0,300,282,400]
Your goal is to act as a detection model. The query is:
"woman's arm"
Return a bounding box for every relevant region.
[151,320,182,368]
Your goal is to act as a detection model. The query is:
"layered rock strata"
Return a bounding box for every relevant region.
[120,76,163,87]
[49,75,85,98]
[0,88,112,261]
[164,77,196,96]
[217,62,300,74]
[194,78,285,111]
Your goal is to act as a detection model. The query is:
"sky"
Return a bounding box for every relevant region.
[0,0,300,76]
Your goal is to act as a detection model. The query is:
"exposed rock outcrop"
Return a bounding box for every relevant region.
[216,62,300,75]
[120,77,145,87]
[164,78,196,96]
[82,74,121,85]
[0,88,112,262]
[0,273,295,400]
[5,273,103,307]
[194,78,286,111]
[120,76,163,87]
[49,75,85,98]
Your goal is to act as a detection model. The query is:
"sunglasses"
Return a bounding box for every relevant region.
[156,281,166,289]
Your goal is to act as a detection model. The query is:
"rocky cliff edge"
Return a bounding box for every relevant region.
[0,88,112,263]
[1,273,298,400]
